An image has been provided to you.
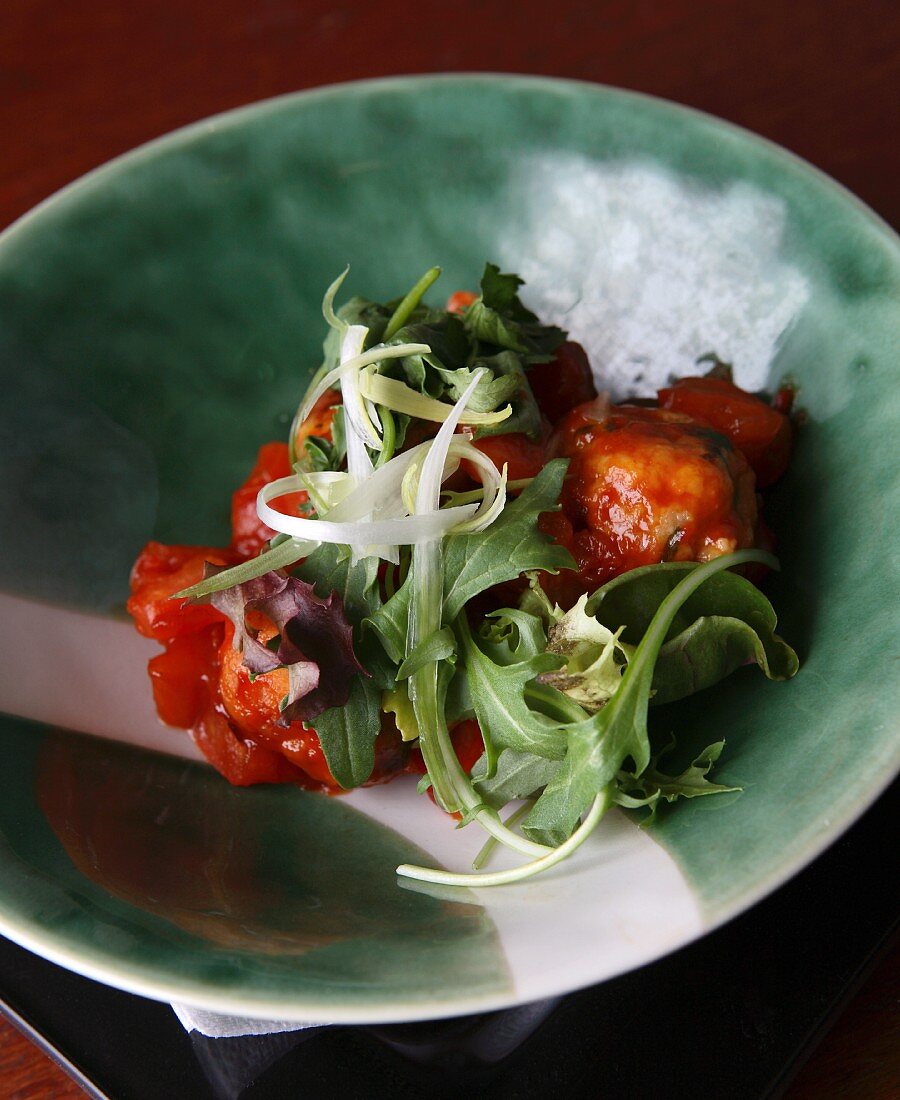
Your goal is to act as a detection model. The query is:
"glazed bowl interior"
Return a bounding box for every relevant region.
[0,76,897,1022]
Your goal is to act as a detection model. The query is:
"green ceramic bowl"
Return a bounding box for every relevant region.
[0,76,897,1024]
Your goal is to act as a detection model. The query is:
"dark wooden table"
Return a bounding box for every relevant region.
[1,1,897,1096]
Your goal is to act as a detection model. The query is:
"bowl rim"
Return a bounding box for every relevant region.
[0,72,898,1024]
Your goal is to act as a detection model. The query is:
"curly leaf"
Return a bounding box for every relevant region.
[464,263,565,357]
[367,460,574,661]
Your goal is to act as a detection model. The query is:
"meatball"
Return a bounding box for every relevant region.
[549,401,758,599]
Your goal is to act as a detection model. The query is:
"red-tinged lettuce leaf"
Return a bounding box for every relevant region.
[200,566,367,726]
[252,577,368,725]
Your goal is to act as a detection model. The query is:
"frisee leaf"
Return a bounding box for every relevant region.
[538,593,631,712]
[382,682,420,742]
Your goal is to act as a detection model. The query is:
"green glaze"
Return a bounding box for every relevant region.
[0,77,897,1010]
[0,716,508,1009]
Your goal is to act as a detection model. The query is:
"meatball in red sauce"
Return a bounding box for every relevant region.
[547,401,758,602]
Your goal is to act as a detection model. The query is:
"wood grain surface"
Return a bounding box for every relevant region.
[0,1,897,1096]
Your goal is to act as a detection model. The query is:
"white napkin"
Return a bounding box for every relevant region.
[172,1002,329,1038]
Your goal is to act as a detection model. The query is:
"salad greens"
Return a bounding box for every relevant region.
[175,264,798,886]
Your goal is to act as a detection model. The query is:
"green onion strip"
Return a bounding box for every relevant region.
[406,371,552,861]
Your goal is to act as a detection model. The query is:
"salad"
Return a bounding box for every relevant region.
[128,264,798,886]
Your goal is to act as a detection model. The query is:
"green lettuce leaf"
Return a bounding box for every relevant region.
[312,675,382,789]
[523,553,776,846]
[588,561,798,703]
[293,544,387,783]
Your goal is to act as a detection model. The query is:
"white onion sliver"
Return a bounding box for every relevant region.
[359,370,512,426]
[295,341,432,429]
[341,325,381,465]
[446,439,508,532]
[258,478,477,547]
[415,371,486,516]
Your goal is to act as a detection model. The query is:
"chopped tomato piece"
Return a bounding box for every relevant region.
[148,628,221,729]
[658,375,792,487]
[193,702,303,787]
[467,430,548,482]
[527,341,597,425]
[446,290,478,314]
[230,441,301,559]
[127,542,238,642]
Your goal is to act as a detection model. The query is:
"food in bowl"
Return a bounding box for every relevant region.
[127,264,798,885]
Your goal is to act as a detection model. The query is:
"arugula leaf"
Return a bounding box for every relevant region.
[479,607,548,663]
[473,748,562,810]
[614,740,739,825]
[367,460,574,660]
[365,570,412,664]
[397,627,457,679]
[524,551,774,846]
[455,613,567,774]
[442,459,575,620]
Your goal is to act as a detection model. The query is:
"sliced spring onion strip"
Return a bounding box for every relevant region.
[341,324,382,460]
[406,372,551,859]
[322,266,350,332]
[294,342,433,435]
[383,266,441,341]
[294,469,354,516]
[257,477,478,547]
[172,536,316,601]
[444,440,507,532]
[396,789,608,887]
[359,369,513,426]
